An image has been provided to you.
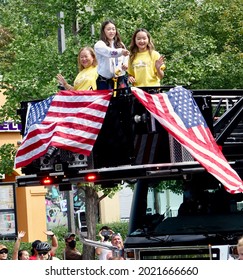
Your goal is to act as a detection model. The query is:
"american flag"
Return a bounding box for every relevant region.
[131,86,243,193]
[14,90,113,169]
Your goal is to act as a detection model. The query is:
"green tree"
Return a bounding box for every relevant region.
[77,0,243,88]
[0,0,79,122]
[0,26,13,73]
[0,144,16,177]
[1,0,242,122]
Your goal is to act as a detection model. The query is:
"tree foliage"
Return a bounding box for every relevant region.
[76,0,243,89]
[1,0,242,123]
[0,26,13,73]
[0,143,16,177]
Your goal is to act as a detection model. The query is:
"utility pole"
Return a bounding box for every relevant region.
[57,11,66,54]
[66,187,75,234]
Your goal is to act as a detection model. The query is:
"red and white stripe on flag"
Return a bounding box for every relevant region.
[14,90,113,169]
[131,87,243,193]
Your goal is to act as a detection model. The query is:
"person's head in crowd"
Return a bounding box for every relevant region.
[63,232,82,260]
[36,242,52,260]
[111,233,124,249]
[65,233,77,249]
[78,47,97,71]
[18,249,29,260]
[99,226,113,242]
[237,236,243,260]
[0,244,8,260]
[106,234,124,260]
[30,239,41,257]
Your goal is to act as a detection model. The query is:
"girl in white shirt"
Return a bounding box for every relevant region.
[94,20,130,90]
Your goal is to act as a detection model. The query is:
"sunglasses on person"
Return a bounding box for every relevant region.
[37,251,49,255]
[0,249,8,254]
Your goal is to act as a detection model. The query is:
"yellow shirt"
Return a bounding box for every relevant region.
[73,66,98,90]
[128,50,161,87]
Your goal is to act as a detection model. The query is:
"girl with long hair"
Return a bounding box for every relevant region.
[94,20,130,90]
[128,28,165,87]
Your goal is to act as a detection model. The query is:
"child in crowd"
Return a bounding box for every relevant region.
[94,20,130,90]
[57,47,98,90]
[127,28,165,87]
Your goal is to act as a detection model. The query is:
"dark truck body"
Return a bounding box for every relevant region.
[16,86,243,259]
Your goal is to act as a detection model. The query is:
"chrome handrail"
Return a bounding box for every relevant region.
[79,233,122,258]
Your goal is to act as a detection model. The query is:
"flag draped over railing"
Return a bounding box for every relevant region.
[14,90,113,169]
[15,86,243,193]
[131,86,243,193]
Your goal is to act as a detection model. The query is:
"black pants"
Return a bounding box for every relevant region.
[96,75,128,90]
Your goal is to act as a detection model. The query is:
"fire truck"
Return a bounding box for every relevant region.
[16,86,243,260]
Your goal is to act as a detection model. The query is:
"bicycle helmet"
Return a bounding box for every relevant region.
[36,242,51,253]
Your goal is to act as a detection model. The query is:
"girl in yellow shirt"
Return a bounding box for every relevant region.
[57,47,98,90]
[128,28,165,87]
